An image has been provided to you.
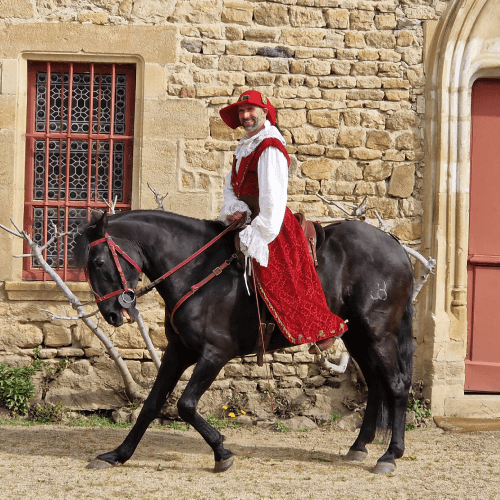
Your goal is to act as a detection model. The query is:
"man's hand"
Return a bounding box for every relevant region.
[227,211,247,223]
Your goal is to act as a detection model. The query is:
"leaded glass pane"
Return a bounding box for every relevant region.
[32,206,65,268]
[33,141,46,200]
[35,71,128,135]
[112,142,125,201]
[34,140,126,203]
[114,75,127,135]
[67,208,88,268]
[68,140,90,201]
[35,72,69,133]
[33,140,68,200]
[71,73,91,133]
[32,206,87,269]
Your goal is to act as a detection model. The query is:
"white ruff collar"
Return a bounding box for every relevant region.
[234,121,286,160]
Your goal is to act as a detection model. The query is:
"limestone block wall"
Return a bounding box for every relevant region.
[168,0,433,243]
[0,1,451,414]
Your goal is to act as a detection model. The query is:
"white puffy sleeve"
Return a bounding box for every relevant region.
[218,172,251,225]
[239,147,288,267]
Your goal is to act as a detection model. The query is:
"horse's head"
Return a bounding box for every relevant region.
[74,212,142,327]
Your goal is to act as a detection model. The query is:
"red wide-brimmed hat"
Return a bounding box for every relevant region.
[219,90,277,129]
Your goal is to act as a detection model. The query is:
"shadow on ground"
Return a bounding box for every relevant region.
[0,425,369,471]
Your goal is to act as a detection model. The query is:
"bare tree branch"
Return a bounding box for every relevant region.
[40,308,100,321]
[316,194,436,304]
[0,222,24,238]
[147,182,167,211]
[102,195,118,214]
[137,313,161,370]
[0,220,147,402]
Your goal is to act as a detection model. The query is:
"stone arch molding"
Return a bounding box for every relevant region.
[421,0,500,416]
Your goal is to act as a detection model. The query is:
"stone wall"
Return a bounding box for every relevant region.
[1,290,364,419]
[0,0,450,416]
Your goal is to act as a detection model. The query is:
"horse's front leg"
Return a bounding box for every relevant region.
[176,354,234,472]
[87,341,196,469]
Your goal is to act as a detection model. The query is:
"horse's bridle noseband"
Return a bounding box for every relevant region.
[88,232,142,308]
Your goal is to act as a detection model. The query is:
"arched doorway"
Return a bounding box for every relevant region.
[419,0,500,416]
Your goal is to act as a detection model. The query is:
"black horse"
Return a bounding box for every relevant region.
[74,209,414,474]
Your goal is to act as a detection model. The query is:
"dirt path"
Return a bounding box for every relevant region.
[0,423,499,499]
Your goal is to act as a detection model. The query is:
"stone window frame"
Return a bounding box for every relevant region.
[23,60,136,282]
[0,23,178,300]
[9,53,143,299]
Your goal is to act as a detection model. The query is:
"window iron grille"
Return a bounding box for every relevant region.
[24,61,135,281]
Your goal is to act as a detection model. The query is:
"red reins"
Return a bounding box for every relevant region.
[88,219,241,330]
[134,219,240,300]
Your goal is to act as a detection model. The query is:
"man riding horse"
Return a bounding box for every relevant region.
[218,90,347,350]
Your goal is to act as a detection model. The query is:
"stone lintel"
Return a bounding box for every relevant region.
[0,23,177,64]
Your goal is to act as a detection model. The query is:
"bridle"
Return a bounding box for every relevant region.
[88,232,142,308]
[87,220,241,331]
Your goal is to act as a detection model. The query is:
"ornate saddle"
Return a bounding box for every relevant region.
[293,213,325,267]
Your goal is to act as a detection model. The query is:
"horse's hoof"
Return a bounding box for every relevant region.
[345,449,368,462]
[86,458,117,470]
[373,461,395,474]
[213,455,234,473]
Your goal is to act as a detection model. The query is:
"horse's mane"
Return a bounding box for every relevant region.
[72,210,225,269]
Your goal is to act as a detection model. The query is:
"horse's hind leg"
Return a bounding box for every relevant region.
[343,311,413,474]
[88,340,196,468]
[373,299,414,474]
[176,355,235,472]
[372,372,410,474]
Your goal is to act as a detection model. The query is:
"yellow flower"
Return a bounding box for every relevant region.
[228,412,236,418]
[241,410,246,415]
[222,405,227,410]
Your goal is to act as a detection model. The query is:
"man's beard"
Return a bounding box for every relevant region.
[242,113,265,133]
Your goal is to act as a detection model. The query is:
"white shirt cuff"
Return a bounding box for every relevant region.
[239,225,269,267]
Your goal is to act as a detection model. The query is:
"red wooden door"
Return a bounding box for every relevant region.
[466,78,500,392]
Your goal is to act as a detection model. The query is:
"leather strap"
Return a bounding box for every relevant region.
[169,253,238,335]
[135,219,240,299]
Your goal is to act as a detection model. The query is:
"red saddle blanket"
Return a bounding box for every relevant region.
[252,208,347,345]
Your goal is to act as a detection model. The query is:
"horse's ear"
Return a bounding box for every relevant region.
[96,211,108,234]
[86,211,108,241]
[72,212,108,267]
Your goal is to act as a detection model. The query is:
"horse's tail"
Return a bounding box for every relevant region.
[375,278,414,437]
[397,278,415,387]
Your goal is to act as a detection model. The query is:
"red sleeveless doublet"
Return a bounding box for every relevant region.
[232,140,347,345]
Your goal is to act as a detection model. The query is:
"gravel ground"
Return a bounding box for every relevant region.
[0,423,499,500]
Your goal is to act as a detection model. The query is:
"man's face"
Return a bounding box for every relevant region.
[238,104,268,135]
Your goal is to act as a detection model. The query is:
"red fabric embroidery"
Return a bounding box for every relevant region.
[231,138,290,198]
[253,208,347,344]
[232,139,347,345]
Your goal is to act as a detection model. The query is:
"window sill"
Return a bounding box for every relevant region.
[4,281,93,302]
